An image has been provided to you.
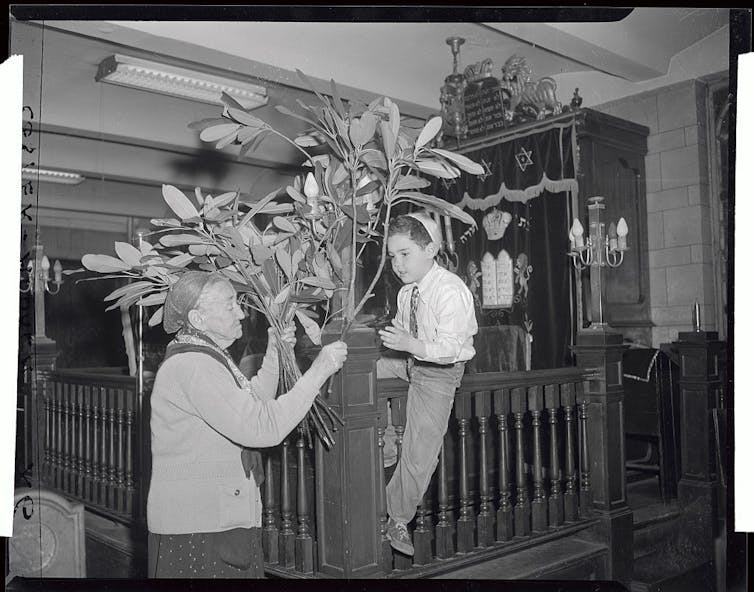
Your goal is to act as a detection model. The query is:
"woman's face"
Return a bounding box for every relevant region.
[193,280,245,347]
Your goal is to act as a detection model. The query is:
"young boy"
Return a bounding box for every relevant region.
[377,211,478,556]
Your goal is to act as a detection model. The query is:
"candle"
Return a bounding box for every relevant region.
[616,217,628,251]
[53,260,63,283]
[693,301,701,331]
[444,215,454,254]
[41,255,50,281]
[608,222,618,251]
[571,218,584,249]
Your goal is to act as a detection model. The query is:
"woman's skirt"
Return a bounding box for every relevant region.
[148,528,264,578]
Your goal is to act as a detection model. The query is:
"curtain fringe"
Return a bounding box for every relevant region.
[459,175,579,210]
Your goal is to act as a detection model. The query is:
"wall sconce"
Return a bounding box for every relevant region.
[21,243,63,296]
[568,196,627,329]
[96,54,269,110]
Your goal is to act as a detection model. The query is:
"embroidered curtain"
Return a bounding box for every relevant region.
[435,120,578,370]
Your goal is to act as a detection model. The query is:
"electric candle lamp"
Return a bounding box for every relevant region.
[53,260,63,284]
[41,255,50,281]
[608,222,618,251]
[571,218,584,249]
[616,217,628,251]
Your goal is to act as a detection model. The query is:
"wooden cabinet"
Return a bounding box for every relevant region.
[450,108,651,344]
[575,109,651,343]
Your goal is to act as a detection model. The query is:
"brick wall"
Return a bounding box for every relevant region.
[593,79,719,346]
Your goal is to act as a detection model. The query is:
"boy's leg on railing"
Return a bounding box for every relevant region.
[377,357,409,469]
[386,364,463,525]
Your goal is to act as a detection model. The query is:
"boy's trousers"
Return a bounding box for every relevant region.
[377,356,465,525]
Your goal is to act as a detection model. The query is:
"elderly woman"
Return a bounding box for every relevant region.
[147,271,347,578]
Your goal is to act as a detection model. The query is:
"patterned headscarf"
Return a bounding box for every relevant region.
[162,271,223,334]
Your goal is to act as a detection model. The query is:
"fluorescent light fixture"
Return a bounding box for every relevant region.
[22,167,85,185]
[96,54,269,110]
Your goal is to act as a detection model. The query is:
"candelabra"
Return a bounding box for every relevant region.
[567,196,628,329]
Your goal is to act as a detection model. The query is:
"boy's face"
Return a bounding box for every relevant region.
[387,233,437,285]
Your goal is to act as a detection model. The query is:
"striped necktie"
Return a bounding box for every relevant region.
[407,285,419,376]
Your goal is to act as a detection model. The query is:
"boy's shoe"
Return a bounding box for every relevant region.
[387,517,414,556]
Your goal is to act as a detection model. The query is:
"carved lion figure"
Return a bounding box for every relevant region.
[500,55,562,119]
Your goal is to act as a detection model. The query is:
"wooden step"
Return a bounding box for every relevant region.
[630,558,715,592]
[84,511,146,578]
[632,501,680,560]
[431,538,607,580]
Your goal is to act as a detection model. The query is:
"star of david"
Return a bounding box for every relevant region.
[477,158,493,181]
[515,146,534,172]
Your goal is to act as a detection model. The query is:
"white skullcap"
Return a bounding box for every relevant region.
[406,211,442,247]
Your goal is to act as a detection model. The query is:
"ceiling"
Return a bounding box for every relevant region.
[106,8,730,108]
[13,9,731,223]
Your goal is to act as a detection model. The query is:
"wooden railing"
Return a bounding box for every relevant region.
[37,368,152,525]
[262,366,600,577]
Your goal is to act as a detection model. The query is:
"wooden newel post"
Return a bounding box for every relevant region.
[673,330,724,562]
[30,336,58,485]
[314,323,383,578]
[572,328,633,585]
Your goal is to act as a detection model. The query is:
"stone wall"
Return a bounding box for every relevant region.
[593,78,722,346]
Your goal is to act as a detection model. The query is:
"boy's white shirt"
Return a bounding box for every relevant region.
[394,261,478,364]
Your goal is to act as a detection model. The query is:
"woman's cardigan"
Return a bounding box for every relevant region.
[147,346,320,534]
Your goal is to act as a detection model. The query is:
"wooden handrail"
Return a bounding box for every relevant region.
[378,366,600,398]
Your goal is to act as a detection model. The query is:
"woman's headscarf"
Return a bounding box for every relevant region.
[163,271,223,334]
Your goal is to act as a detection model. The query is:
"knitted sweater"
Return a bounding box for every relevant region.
[147,346,320,534]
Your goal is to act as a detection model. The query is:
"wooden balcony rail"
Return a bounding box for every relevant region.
[38,368,151,526]
[262,365,600,577]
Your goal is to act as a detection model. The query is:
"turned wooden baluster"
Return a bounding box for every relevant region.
[562,382,578,522]
[435,437,454,559]
[76,385,85,498]
[544,384,563,527]
[91,388,100,505]
[125,405,135,517]
[263,453,279,564]
[71,384,79,496]
[278,438,295,567]
[93,387,103,506]
[116,390,126,514]
[55,383,63,489]
[475,390,494,547]
[108,389,117,509]
[83,385,93,503]
[529,385,547,532]
[455,390,474,553]
[511,387,530,537]
[43,386,51,483]
[413,493,433,565]
[577,387,593,517]
[63,383,72,494]
[494,388,513,541]
[100,388,109,507]
[376,402,392,574]
[295,427,313,573]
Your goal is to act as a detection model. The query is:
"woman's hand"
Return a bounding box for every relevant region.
[311,341,348,378]
[268,324,297,348]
